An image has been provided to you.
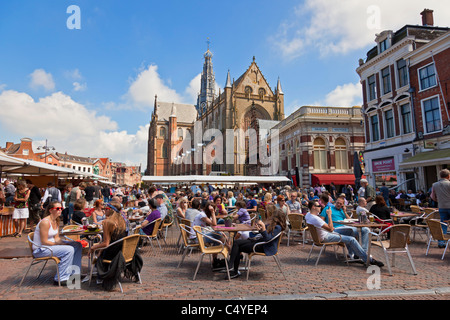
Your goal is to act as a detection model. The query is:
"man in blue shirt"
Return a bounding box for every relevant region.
[320,197,370,259]
[246,192,258,213]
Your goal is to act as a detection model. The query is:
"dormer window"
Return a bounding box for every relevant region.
[375,30,393,54]
[379,38,389,53]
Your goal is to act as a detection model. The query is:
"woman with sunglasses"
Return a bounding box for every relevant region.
[32,201,83,286]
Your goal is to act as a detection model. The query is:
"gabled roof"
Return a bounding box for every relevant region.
[233,58,275,96]
[155,102,197,123]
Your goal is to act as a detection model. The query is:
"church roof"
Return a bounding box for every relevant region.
[155,101,197,123]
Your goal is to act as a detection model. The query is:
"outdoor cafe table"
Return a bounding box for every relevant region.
[61,227,103,271]
[335,220,389,266]
[213,224,257,244]
[390,211,420,223]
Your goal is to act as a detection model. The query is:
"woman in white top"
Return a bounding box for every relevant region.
[32,201,82,285]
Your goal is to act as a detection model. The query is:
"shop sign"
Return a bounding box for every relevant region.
[372,157,395,173]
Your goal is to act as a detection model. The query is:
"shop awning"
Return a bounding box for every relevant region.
[399,148,450,168]
[311,174,363,186]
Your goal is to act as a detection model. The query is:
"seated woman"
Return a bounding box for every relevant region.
[191,201,229,271]
[92,199,106,224]
[32,201,82,286]
[231,200,251,225]
[370,195,393,237]
[227,208,287,279]
[89,200,139,290]
[176,197,188,220]
[139,198,161,236]
[71,198,87,225]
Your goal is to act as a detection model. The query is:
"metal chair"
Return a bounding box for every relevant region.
[371,224,417,276]
[136,218,162,249]
[245,232,286,281]
[286,213,308,246]
[192,226,230,281]
[177,224,200,268]
[19,232,61,287]
[88,234,142,293]
[425,219,450,260]
[306,224,348,266]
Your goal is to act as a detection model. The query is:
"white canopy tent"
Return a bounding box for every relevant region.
[142,175,290,185]
[2,158,109,181]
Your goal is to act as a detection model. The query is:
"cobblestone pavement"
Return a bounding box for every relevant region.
[0,225,449,301]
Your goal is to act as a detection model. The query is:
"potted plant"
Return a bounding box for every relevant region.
[223,215,233,227]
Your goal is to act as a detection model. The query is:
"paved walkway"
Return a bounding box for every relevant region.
[0,224,449,301]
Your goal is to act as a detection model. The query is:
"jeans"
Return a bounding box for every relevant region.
[33,241,82,281]
[68,203,74,222]
[324,232,368,262]
[334,226,370,254]
[439,208,450,246]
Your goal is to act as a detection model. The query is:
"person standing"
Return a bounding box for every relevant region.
[41,182,62,210]
[13,180,30,237]
[4,180,16,206]
[68,182,86,223]
[430,169,450,248]
[26,180,42,230]
[360,179,376,210]
[380,182,390,207]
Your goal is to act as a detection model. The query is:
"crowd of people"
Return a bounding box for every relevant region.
[1,169,448,285]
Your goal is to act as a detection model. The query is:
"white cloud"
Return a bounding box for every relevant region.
[271,0,450,60]
[29,69,55,91]
[73,81,87,92]
[0,89,145,165]
[184,73,201,104]
[325,82,362,107]
[126,64,184,109]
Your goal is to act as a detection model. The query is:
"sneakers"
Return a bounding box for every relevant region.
[212,258,227,271]
[229,270,241,279]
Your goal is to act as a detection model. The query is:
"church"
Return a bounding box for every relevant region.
[145,46,285,176]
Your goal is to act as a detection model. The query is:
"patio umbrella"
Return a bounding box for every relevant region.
[353,152,363,190]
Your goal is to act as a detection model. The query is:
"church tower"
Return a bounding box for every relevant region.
[197,39,216,116]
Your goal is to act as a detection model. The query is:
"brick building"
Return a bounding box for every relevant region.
[399,30,450,191]
[356,9,449,191]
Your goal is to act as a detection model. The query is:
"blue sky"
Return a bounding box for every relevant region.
[0,0,448,167]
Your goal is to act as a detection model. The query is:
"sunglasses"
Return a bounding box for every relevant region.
[52,207,63,211]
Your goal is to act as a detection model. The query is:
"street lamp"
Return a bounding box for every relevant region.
[37,139,55,164]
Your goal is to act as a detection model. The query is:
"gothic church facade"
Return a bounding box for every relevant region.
[145,47,284,176]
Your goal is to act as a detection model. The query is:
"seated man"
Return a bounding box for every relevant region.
[306,200,383,267]
[286,192,301,213]
[319,197,370,259]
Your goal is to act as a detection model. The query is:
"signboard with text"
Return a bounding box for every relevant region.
[372,157,395,173]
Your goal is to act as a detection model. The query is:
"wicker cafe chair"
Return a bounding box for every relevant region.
[371,224,417,276]
[425,219,450,260]
[245,231,286,281]
[135,218,162,249]
[177,218,192,252]
[88,234,142,293]
[192,226,230,281]
[287,213,308,246]
[19,232,61,287]
[306,224,348,266]
[177,224,200,268]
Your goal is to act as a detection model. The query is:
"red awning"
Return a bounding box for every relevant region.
[311,174,365,186]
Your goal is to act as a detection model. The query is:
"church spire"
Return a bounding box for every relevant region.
[225,69,231,88]
[276,77,284,95]
[197,38,216,113]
